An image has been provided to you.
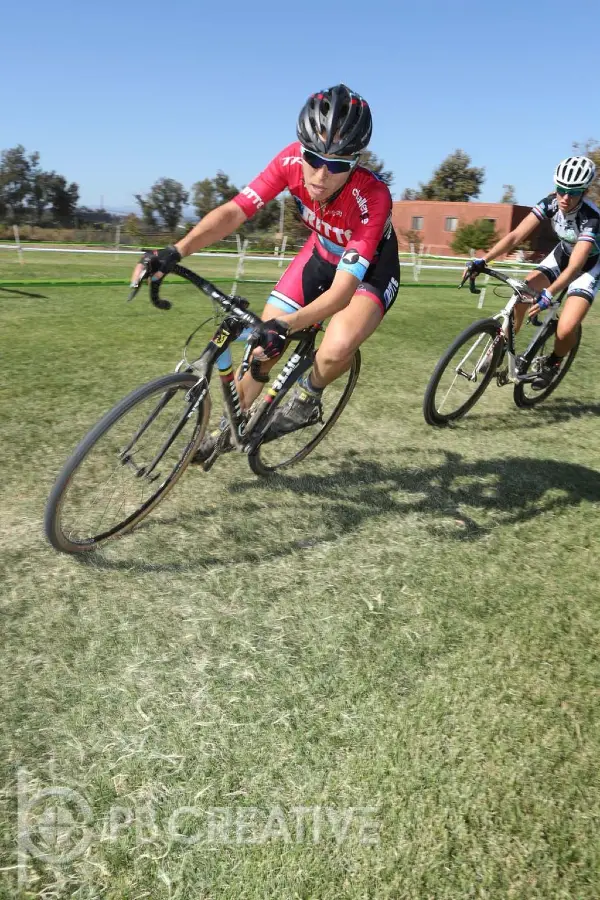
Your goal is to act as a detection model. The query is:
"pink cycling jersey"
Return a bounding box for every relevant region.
[232,141,393,282]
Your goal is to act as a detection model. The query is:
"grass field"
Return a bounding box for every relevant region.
[1,254,600,899]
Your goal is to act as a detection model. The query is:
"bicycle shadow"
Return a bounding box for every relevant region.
[473,398,600,432]
[241,449,600,540]
[78,448,600,573]
[0,286,48,299]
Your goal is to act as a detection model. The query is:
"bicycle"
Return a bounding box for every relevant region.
[44,264,361,554]
[423,264,581,427]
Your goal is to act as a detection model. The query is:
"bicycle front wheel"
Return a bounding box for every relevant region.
[423,319,503,426]
[44,372,209,553]
[513,321,581,408]
[248,350,361,476]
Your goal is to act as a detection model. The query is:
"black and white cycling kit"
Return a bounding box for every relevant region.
[532,193,600,301]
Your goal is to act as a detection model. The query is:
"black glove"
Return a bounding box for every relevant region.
[465,257,487,276]
[140,245,181,279]
[254,318,290,359]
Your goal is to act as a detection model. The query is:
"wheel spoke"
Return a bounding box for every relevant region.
[45,374,207,552]
[424,321,499,426]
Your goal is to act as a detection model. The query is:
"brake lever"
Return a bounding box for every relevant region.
[458,269,481,293]
[127,266,148,302]
[239,331,260,379]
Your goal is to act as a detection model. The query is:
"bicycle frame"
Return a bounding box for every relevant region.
[491,290,562,384]
[131,263,321,462]
[182,316,318,458]
[464,267,566,385]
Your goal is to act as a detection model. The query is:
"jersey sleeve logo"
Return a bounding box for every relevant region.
[241,186,265,208]
[342,249,360,265]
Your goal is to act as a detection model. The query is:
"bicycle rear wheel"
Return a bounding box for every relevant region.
[423,319,503,426]
[513,321,581,408]
[248,349,361,476]
[44,372,209,553]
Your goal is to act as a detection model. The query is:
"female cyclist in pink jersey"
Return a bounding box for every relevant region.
[132,84,400,458]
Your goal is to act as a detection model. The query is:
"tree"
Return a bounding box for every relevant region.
[358,150,394,187]
[401,188,419,200]
[192,178,218,219]
[418,150,485,202]
[501,184,517,203]
[0,145,41,223]
[47,174,79,226]
[191,171,238,219]
[282,194,310,243]
[31,170,56,224]
[213,171,238,204]
[243,198,280,234]
[123,213,143,237]
[134,193,158,227]
[144,177,189,230]
[451,219,500,255]
[573,139,600,207]
[400,228,426,253]
[75,207,120,225]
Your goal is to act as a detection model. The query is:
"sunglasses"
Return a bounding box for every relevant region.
[301,146,358,174]
[555,185,584,197]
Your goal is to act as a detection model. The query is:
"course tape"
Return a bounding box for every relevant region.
[0,278,460,290]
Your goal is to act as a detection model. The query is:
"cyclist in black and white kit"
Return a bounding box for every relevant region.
[466,156,599,389]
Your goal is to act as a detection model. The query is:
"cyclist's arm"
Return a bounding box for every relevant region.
[281,270,359,330]
[176,148,292,258]
[545,239,593,296]
[175,201,248,257]
[482,211,540,263]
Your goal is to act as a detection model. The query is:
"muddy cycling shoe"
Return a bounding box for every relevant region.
[190,415,233,464]
[266,386,323,439]
[531,359,561,391]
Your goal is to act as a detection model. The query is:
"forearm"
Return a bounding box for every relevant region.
[174,201,247,257]
[548,244,590,295]
[484,232,520,263]
[548,264,581,296]
[483,212,540,265]
[284,289,352,330]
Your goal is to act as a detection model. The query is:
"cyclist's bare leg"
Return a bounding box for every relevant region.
[236,302,285,409]
[311,292,382,388]
[237,291,382,407]
[513,271,549,333]
[554,294,590,354]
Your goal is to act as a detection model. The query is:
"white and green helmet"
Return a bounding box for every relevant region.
[554,156,596,190]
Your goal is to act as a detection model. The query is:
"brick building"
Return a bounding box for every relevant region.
[391,200,555,258]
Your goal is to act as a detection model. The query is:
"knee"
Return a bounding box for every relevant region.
[318,334,356,366]
[556,322,577,341]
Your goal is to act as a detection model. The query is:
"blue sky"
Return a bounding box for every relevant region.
[4,0,597,212]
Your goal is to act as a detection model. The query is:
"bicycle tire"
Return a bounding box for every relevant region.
[44,372,209,554]
[423,319,503,426]
[248,350,361,476]
[513,321,581,408]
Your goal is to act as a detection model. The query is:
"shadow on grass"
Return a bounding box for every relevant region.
[76,448,600,572]
[469,397,600,432]
[0,286,48,299]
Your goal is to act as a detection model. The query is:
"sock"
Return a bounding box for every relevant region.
[548,352,564,367]
[299,373,324,396]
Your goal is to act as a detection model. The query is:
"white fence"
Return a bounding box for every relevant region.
[0,238,534,304]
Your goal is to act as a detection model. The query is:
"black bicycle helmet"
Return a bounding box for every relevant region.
[296,84,372,156]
